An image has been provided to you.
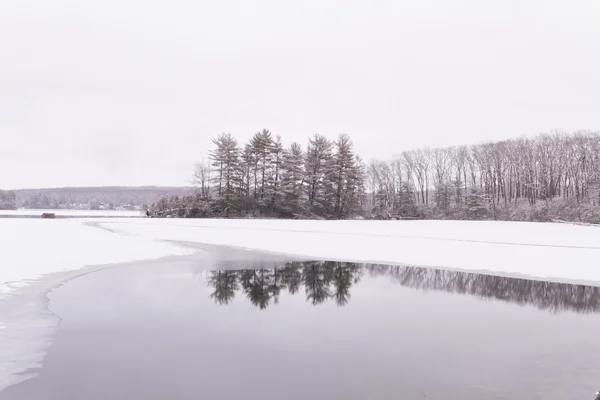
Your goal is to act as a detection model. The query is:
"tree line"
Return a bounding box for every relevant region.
[367,130,600,222]
[204,261,600,313]
[149,130,600,223]
[150,130,366,219]
[0,190,17,210]
[4,187,193,211]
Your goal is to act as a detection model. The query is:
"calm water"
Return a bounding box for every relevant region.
[1,249,600,400]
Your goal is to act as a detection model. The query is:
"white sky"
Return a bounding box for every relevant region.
[1,0,599,189]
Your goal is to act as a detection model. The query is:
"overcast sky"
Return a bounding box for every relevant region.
[1,0,599,189]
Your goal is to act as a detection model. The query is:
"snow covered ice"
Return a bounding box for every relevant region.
[103,218,600,285]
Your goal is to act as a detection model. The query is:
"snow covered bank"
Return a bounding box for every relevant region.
[99,218,600,285]
[0,219,191,393]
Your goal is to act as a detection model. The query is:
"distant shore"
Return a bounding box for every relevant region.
[0,209,144,218]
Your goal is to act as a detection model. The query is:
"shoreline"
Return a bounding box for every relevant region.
[0,252,201,394]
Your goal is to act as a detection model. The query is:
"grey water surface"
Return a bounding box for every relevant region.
[1,246,600,400]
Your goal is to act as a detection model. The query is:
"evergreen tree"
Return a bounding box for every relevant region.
[240,144,255,213]
[330,134,365,219]
[304,134,334,217]
[280,142,305,216]
[398,181,417,217]
[267,136,284,211]
[209,133,242,217]
[434,181,453,216]
[250,129,274,204]
[466,187,489,220]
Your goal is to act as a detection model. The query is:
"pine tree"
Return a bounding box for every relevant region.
[209,133,242,217]
[434,181,453,217]
[240,144,256,213]
[466,187,489,220]
[268,136,284,211]
[304,134,334,216]
[250,129,274,204]
[398,181,417,217]
[280,142,305,216]
[331,134,362,219]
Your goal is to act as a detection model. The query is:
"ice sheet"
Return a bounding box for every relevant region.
[98,218,600,285]
[0,219,191,288]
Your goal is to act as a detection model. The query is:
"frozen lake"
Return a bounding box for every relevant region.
[1,247,599,400]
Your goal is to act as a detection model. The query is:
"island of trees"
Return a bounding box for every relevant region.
[147,129,600,224]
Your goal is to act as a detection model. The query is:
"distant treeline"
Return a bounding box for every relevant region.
[368,130,600,223]
[0,190,17,210]
[3,186,194,210]
[149,129,600,223]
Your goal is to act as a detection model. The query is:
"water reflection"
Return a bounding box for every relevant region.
[205,261,600,314]
[206,262,361,309]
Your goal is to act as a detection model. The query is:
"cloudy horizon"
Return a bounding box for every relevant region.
[1,0,599,189]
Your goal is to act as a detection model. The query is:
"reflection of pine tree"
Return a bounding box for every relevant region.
[204,262,367,309]
[302,262,332,305]
[241,269,272,309]
[279,264,302,294]
[207,270,240,305]
[331,262,362,306]
[268,268,283,304]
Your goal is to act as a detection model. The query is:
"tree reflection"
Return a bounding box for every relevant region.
[207,270,239,305]
[205,261,600,313]
[364,264,600,314]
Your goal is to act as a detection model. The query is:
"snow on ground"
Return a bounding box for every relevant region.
[0,219,190,294]
[0,209,143,218]
[98,218,600,285]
